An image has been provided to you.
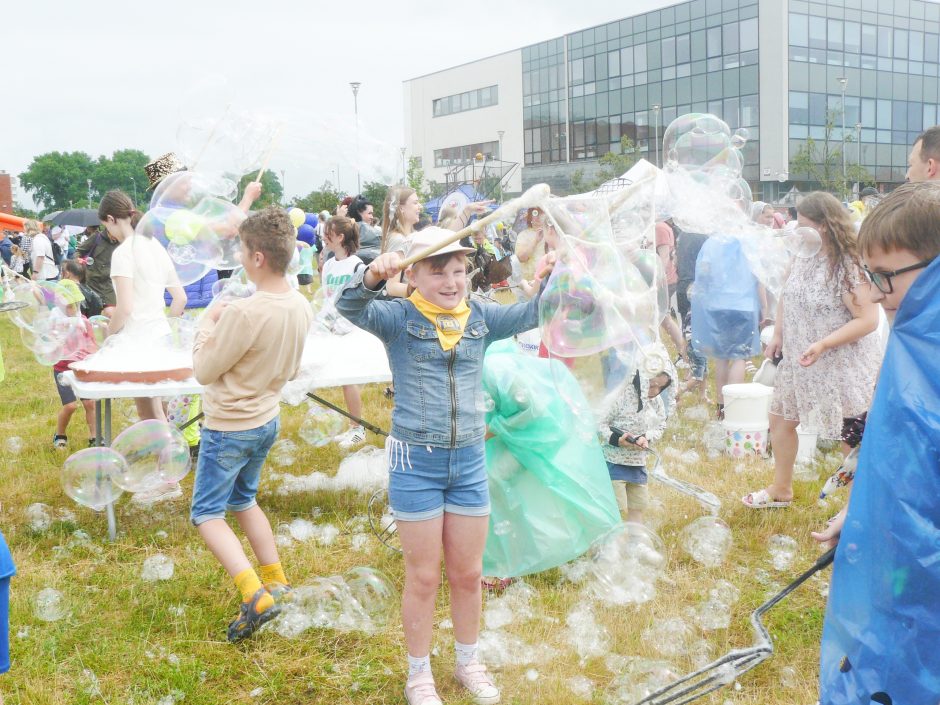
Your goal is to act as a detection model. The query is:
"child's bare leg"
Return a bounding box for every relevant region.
[197,518,252,578]
[135,397,166,422]
[81,400,97,438]
[396,516,445,658]
[442,513,488,646]
[234,505,279,567]
[343,385,363,426]
[57,401,77,436]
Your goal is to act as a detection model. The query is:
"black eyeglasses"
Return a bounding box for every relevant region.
[863,256,936,294]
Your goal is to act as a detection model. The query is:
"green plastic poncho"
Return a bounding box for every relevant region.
[482,340,620,577]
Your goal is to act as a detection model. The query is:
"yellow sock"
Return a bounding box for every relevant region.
[260,562,288,587]
[233,569,273,612]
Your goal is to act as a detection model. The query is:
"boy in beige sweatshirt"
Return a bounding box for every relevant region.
[190,207,313,642]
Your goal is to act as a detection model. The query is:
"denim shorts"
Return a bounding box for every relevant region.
[385,437,490,522]
[190,417,280,526]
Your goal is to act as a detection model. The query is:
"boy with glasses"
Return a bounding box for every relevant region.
[816,182,940,704]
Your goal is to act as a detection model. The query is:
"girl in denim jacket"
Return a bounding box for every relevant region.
[337,226,554,705]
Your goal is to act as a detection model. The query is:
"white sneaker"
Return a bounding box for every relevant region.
[131,482,183,506]
[454,661,500,705]
[337,426,366,449]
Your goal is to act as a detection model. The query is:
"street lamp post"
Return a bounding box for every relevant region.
[350,81,362,193]
[838,77,848,199]
[400,147,407,184]
[855,122,862,200]
[280,169,286,204]
[130,177,137,204]
[652,104,661,167]
[87,179,93,207]
[497,130,505,160]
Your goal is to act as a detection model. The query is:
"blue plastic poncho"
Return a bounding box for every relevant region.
[819,257,940,704]
[481,340,621,578]
[691,235,760,359]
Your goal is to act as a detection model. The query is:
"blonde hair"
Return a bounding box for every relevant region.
[23,219,41,236]
[381,186,416,252]
[437,203,461,231]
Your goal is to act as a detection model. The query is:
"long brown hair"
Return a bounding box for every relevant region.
[380,186,416,253]
[796,192,860,295]
[97,190,143,229]
[326,216,360,255]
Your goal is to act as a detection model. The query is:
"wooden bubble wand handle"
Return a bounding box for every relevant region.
[253,126,284,183]
[398,183,551,268]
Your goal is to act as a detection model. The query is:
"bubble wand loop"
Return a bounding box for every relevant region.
[396,183,551,269]
[644,448,721,514]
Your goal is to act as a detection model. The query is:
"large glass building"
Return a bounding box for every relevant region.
[403,0,940,198]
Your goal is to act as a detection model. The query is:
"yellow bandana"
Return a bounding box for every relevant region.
[408,290,471,351]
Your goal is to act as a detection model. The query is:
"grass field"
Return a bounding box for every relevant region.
[0,312,839,705]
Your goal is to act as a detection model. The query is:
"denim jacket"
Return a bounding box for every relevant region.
[336,269,542,448]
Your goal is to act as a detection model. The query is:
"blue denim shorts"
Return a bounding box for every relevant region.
[190,417,280,526]
[385,437,490,522]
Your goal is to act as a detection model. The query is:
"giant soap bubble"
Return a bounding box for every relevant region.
[110,420,191,493]
[61,448,127,511]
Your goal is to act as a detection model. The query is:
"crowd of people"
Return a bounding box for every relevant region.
[1,125,940,704]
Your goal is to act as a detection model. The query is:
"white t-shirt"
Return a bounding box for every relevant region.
[31,233,59,280]
[321,255,364,301]
[110,235,181,336]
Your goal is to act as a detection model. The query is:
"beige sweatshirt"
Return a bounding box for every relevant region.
[193,290,312,431]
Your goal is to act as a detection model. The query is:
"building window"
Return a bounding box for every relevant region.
[432,86,499,118]
[434,141,500,168]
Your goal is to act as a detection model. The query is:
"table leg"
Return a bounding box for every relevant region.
[102,399,117,542]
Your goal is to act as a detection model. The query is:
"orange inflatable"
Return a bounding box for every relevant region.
[0,212,26,232]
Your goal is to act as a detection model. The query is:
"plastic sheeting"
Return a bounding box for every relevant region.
[481,340,621,578]
[819,257,940,704]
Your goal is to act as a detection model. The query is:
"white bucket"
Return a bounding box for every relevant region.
[721,421,769,458]
[796,424,818,462]
[722,383,773,428]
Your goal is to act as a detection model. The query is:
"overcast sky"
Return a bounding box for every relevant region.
[4,0,673,208]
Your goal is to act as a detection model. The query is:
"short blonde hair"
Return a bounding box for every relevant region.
[23,219,41,235]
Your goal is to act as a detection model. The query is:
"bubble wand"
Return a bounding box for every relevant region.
[190,104,231,171]
[396,183,551,269]
[252,125,284,184]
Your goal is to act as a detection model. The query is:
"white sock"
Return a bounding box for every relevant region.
[407,653,431,678]
[454,640,478,666]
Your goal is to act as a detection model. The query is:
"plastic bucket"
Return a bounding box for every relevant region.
[796,424,818,462]
[722,383,773,428]
[722,421,769,458]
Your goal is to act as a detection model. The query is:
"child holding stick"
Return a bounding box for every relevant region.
[336,226,554,705]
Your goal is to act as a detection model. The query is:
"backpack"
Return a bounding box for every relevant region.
[50,240,64,266]
[78,284,103,318]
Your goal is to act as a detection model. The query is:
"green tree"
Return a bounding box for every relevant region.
[19,151,96,210]
[12,202,39,219]
[92,149,151,204]
[237,171,284,210]
[406,157,429,202]
[292,182,344,215]
[569,136,640,193]
[361,181,389,213]
[789,111,875,198]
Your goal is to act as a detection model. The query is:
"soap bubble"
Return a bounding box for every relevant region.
[5,436,23,455]
[268,573,381,637]
[607,659,682,703]
[782,226,822,258]
[33,588,69,622]
[565,603,611,660]
[110,420,191,493]
[136,210,213,286]
[298,405,346,447]
[343,567,395,625]
[150,168,236,212]
[61,447,127,510]
[586,523,667,605]
[8,280,66,331]
[681,516,732,567]
[566,675,594,699]
[664,113,741,177]
[211,269,255,301]
[269,439,299,467]
[25,503,53,532]
[642,617,692,657]
[141,553,175,582]
[88,315,110,345]
[176,111,279,183]
[768,534,799,571]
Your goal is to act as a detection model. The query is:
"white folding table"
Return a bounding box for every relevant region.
[59,371,203,540]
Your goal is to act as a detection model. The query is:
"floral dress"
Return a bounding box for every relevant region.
[770,253,881,440]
